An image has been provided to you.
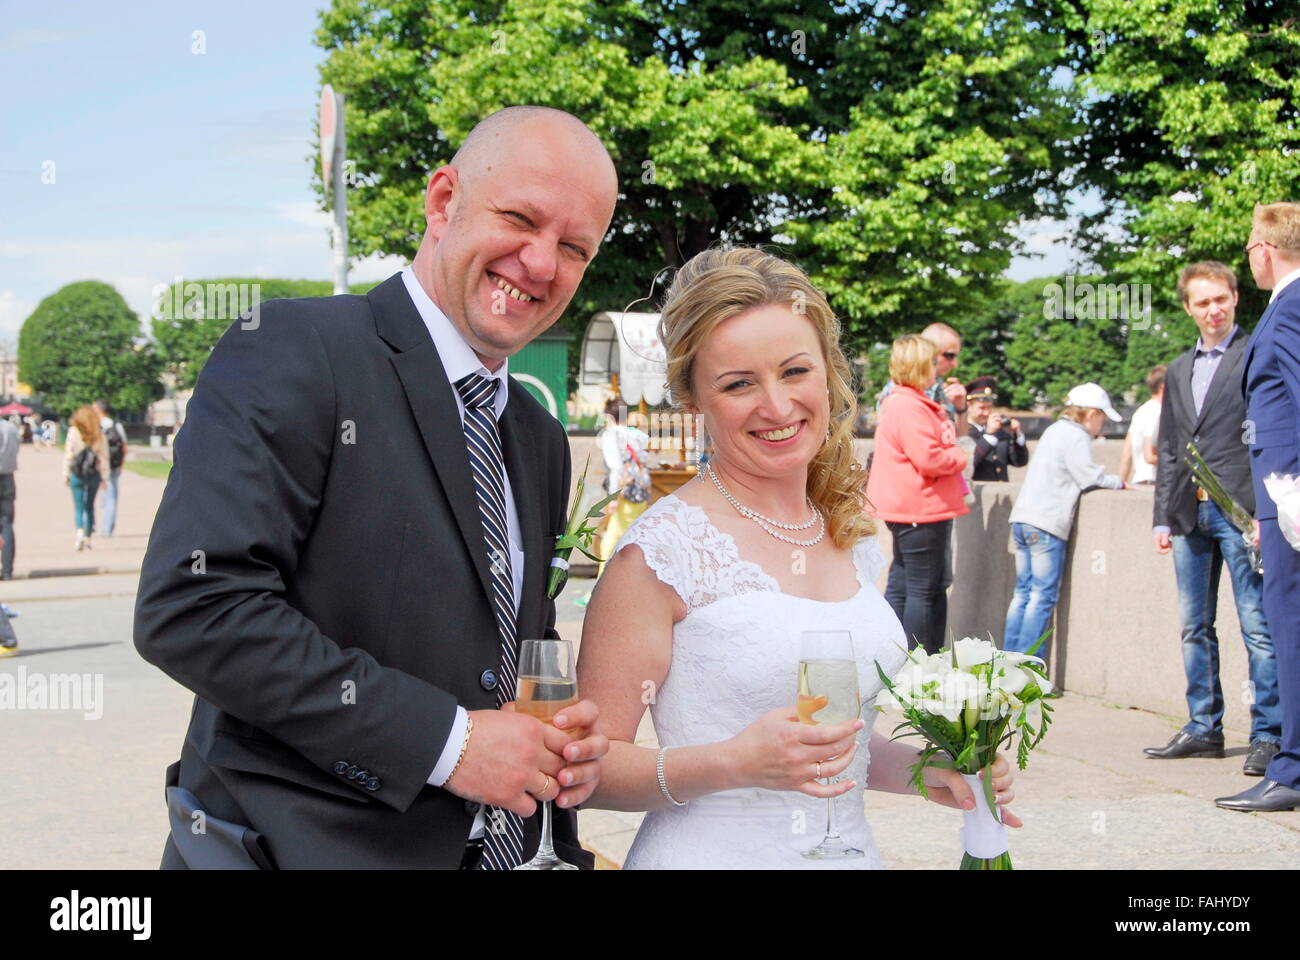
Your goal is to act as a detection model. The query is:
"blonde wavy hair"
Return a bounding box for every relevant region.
[658,246,873,547]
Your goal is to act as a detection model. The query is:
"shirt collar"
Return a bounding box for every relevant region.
[401,266,509,419]
[1195,325,1237,356]
[1270,266,1300,303]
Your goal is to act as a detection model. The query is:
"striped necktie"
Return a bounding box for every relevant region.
[454,372,525,870]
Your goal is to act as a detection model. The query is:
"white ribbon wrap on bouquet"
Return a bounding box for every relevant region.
[1263,473,1300,552]
[550,556,570,571]
[958,772,1009,859]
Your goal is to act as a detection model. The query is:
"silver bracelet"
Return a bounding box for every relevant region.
[657,747,687,806]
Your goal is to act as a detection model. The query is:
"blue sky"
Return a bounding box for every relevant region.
[0,0,1073,344]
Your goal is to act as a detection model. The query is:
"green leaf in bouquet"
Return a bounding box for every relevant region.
[585,491,619,519]
[981,763,1000,823]
[1024,628,1052,659]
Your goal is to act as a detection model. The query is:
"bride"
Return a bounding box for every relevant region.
[576,247,1020,869]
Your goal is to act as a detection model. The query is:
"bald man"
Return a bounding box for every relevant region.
[136,107,618,868]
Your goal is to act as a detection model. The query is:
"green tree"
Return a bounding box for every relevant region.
[18,281,163,417]
[315,0,1081,355]
[1074,0,1300,322]
[152,278,381,389]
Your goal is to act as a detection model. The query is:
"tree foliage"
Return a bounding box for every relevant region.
[18,281,164,418]
[1074,0,1300,324]
[314,0,1079,352]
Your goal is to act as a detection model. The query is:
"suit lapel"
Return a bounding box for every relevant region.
[370,275,496,607]
[500,386,544,637]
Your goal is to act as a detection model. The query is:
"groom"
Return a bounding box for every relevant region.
[135,107,618,868]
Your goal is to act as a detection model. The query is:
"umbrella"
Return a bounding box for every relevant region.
[0,403,32,415]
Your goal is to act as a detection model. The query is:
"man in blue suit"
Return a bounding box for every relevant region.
[1218,202,1300,812]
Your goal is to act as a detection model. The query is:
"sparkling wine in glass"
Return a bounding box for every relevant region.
[797,630,864,860]
[513,638,579,871]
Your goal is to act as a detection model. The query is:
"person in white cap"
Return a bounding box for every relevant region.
[1003,383,1128,663]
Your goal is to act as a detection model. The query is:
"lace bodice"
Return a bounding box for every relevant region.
[613,493,909,870]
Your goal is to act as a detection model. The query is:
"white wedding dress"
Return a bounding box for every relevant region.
[614,493,909,870]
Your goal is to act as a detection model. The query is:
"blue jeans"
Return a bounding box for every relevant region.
[1170,501,1280,745]
[69,474,100,535]
[100,468,121,535]
[1004,523,1068,658]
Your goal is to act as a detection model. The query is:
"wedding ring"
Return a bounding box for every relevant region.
[815,761,823,779]
[536,774,553,800]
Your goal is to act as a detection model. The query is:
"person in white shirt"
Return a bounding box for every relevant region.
[1119,365,1164,485]
[93,399,128,537]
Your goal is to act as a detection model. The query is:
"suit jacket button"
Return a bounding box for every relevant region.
[345,764,360,779]
[333,761,349,776]
[352,768,369,781]
[479,669,499,692]
[365,777,381,791]
[465,800,483,815]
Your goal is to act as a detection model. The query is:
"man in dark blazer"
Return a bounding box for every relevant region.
[1146,262,1280,775]
[1217,203,1300,813]
[134,107,617,867]
[964,377,1027,482]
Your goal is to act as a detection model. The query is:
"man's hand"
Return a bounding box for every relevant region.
[444,707,559,818]
[943,378,967,411]
[1009,418,1022,435]
[987,413,1004,434]
[544,698,608,809]
[1154,531,1171,554]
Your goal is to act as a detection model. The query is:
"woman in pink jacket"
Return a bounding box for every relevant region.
[866,334,968,653]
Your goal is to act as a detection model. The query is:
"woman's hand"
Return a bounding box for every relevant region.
[920,753,1023,828]
[726,702,863,799]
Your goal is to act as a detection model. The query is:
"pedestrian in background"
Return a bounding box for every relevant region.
[94,399,128,537]
[1120,365,1165,486]
[63,405,108,551]
[0,416,18,579]
[1004,384,1127,662]
[867,334,968,654]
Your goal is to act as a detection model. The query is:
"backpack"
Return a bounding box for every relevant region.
[106,423,125,471]
[73,444,99,480]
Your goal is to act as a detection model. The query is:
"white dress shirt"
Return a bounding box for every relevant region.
[399,269,526,832]
[1269,266,1300,303]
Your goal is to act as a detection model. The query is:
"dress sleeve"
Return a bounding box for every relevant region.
[615,503,694,613]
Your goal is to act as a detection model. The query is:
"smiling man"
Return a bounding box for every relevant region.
[135,106,618,869]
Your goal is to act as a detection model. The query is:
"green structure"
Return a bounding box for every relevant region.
[509,326,571,426]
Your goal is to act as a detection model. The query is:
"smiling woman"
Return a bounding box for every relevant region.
[574,247,1017,870]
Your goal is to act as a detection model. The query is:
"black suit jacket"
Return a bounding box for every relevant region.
[968,424,1028,482]
[1153,328,1254,536]
[134,273,588,869]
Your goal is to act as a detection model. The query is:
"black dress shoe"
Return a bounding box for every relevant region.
[1243,740,1280,777]
[1215,778,1300,812]
[1144,731,1225,759]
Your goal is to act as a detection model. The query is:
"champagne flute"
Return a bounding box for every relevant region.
[513,638,580,871]
[797,630,864,860]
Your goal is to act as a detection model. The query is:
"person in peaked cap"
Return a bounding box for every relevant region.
[965,377,1027,483]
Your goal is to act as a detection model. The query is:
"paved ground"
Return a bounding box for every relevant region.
[7,443,170,579]
[1,442,1296,869]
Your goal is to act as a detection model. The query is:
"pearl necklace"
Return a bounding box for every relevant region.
[703,462,826,547]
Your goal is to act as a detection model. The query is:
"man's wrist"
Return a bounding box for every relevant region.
[428,706,470,787]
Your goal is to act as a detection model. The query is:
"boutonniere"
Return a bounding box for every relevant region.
[547,454,618,600]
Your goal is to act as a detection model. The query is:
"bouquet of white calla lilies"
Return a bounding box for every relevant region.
[875,636,1055,870]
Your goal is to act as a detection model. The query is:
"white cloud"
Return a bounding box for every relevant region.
[0,28,76,54]
[273,201,332,229]
[0,290,36,343]
[0,226,408,332]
